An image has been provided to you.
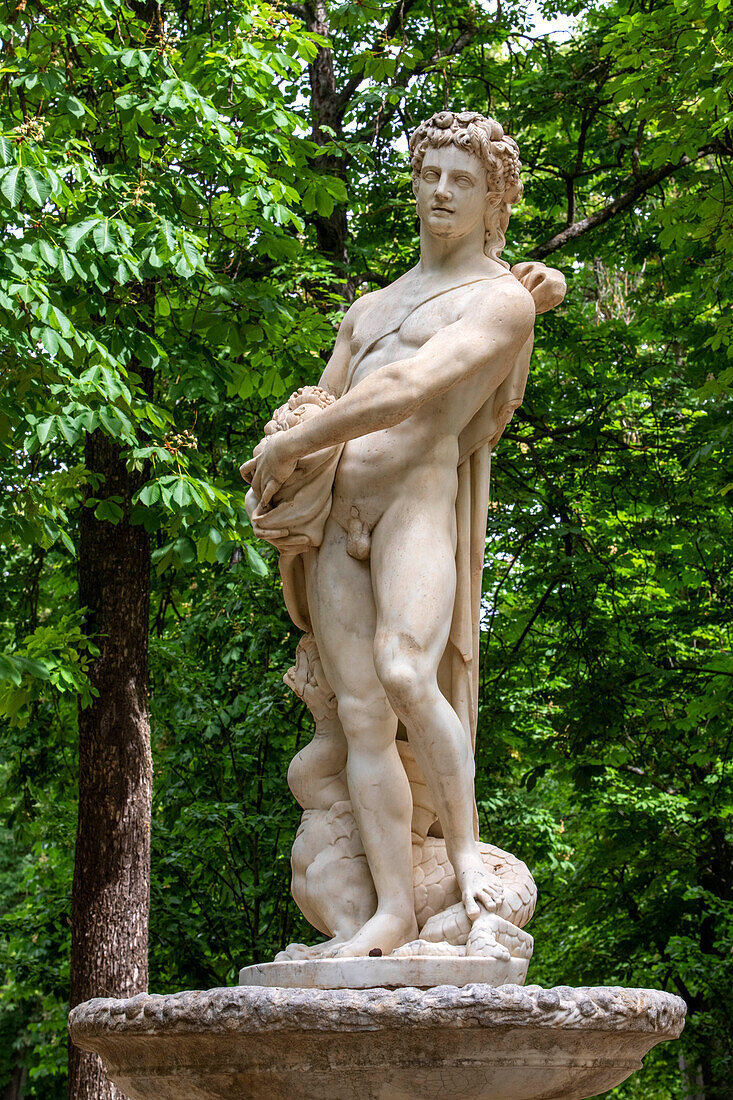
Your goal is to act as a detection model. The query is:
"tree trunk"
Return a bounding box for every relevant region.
[68,427,153,1100]
[2,1065,27,1100]
[679,1053,704,1099]
[306,0,351,295]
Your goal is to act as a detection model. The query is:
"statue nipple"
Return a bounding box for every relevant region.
[346,506,372,561]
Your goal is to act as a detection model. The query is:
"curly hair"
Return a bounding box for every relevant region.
[409,110,523,267]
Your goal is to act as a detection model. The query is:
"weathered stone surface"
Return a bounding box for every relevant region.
[69,983,685,1100]
[239,954,530,989]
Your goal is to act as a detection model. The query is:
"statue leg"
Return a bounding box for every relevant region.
[370,495,503,923]
[305,517,418,957]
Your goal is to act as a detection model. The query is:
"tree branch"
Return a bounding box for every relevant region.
[351,269,391,287]
[333,0,420,119]
[531,150,716,259]
[621,765,678,796]
[353,22,479,142]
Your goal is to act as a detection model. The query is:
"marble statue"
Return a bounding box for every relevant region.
[68,111,687,1100]
[240,110,566,971]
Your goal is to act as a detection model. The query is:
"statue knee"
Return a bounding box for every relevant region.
[337,692,394,746]
[374,641,430,719]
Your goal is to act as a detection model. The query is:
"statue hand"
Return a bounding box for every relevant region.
[458,867,504,922]
[239,431,298,508]
[511,261,566,315]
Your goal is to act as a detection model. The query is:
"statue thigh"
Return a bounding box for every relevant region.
[369,494,457,710]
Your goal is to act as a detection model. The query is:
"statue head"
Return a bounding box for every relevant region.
[409,110,523,266]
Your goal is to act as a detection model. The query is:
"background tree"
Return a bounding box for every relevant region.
[0,0,333,1094]
[1,0,731,1096]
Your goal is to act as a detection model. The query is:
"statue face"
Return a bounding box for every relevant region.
[414,145,489,241]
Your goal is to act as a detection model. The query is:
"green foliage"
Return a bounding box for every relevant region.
[148,562,310,989]
[2,0,732,1095]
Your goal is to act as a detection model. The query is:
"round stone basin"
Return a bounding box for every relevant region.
[68,983,685,1100]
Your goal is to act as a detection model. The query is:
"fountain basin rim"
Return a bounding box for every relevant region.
[69,983,686,1043]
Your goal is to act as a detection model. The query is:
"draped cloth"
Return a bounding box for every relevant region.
[247,274,534,839]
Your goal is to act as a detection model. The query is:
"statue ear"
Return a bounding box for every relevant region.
[412,178,420,199]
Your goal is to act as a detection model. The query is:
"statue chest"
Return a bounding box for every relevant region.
[349,293,467,379]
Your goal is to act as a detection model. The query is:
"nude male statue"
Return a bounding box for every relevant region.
[241,111,565,960]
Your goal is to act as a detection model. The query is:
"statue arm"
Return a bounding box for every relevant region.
[316,305,358,398]
[244,283,533,505]
[287,283,533,455]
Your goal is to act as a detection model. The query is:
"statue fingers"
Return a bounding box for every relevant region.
[462,889,481,922]
[511,260,544,284]
[477,889,499,913]
[254,524,290,540]
[282,534,312,551]
[239,457,257,484]
[250,461,267,502]
[261,477,280,509]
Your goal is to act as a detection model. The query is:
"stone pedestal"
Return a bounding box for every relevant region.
[239,954,529,990]
[68,983,685,1100]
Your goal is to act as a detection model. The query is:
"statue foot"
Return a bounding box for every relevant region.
[275,936,346,961]
[325,912,418,959]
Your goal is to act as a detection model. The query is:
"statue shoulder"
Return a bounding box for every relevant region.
[348,271,412,321]
[473,273,536,329]
[510,261,567,315]
[347,286,385,320]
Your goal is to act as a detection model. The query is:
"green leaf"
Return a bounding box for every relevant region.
[66,219,97,252]
[0,655,22,686]
[40,328,60,356]
[94,499,125,523]
[38,240,58,268]
[98,409,119,436]
[215,540,238,564]
[174,537,197,563]
[244,543,268,576]
[23,168,51,205]
[137,483,162,506]
[16,657,51,681]
[1,167,24,206]
[181,239,199,269]
[172,480,191,508]
[60,529,76,555]
[66,96,86,118]
[35,416,57,445]
[93,220,116,254]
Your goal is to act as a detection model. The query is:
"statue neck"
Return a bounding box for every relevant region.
[418,221,501,280]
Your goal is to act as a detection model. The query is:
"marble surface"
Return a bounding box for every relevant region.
[69,983,686,1100]
[240,110,566,966]
[239,954,529,989]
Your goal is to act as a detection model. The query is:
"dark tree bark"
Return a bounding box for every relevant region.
[303,0,350,288]
[2,1065,27,1100]
[294,0,480,299]
[68,416,153,1100]
[66,6,161,1096]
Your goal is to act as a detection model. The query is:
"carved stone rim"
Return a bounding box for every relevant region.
[69,983,686,1042]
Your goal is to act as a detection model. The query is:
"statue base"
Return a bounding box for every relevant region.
[69,983,685,1100]
[239,954,529,989]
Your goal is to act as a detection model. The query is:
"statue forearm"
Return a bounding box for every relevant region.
[284,361,420,460]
